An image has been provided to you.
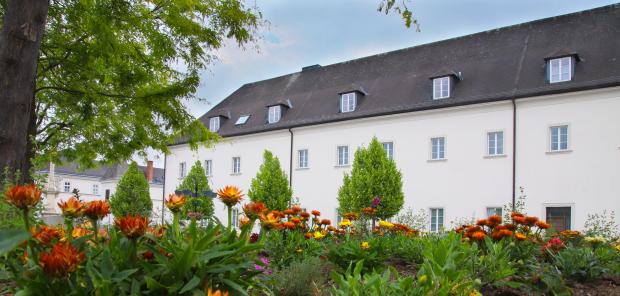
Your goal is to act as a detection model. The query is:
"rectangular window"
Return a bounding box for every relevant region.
[546,207,571,231]
[179,162,187,178]
[550,125,569,151]
[235,115,250,125]
[337,146,349,166]
[487,131,504,156]
[486,207,502,217]
[204,160,212,176]
[430,137,446,160]
[433,77,450,99]
[298,149,309,168]
[549,57,572,83]
[382,142,394,160]
[208,117,220,132]
[63,182,71,193]
[340,92,356,113]
[232,157,241,174]
[430,208,444,232]
[268,106,281,124]
[92,184,99,195]
[232,208,239,228]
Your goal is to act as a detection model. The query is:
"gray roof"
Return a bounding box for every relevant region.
[39,162,165,185]
[182,4,620,142]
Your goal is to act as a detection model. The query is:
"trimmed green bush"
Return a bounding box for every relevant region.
[109,162,152,217]
[176,161,214,218]
[248,150,292,211]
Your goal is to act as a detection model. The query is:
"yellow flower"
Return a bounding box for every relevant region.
[378,220,394,229]
[313,231,325,239]
[584,236,606,245]
[165,194,186,212]
[361,241,369,250]
[615,245,620,252]
[418,274,428,284]
[339,219,353,228]
[217,186,244,207]
[57,196,84,218]
[468,290,483,296]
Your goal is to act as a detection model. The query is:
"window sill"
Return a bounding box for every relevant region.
[230,173,242,176]
[432,96,449,100]
[483,154,507,159]
[334,164,351,168]
[296,167,310,171]
[546,149,572,155]
[427,158,447,162]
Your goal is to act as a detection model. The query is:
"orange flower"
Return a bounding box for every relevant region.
[343,212,359,221]
[525,216,539,225]
[31,225,63,245]
[207,288,229,296]
[165,194,186,212]
[243,202,267,220]
[291,217,301,224]
[283,209,295,216]
[115,215,149,239]
[239,216,251,228]
[504,224,517,231]
[291,205,302,213]
[71,227,92,238]
[83,200,110,220]
[4,184,41,210]
[305,232,313,239]
[476,219,487,226]
[472,231,486,241]
[487,215,502,226]
[300,212,310,219]
[320,219,331,226]
[259,212,281,230]
[512,216,526,225]
[499,229,513,238]
[311,210,321,217]
[217,186,244,207]
[362,207,377,216]
[147,226,165,238]
[282,222,296,230]
[39,242,85,278]
[535,221,550,229]
[57,196,84,218]
[515,233,527,241]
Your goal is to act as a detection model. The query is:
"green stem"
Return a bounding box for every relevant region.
[227,206,232,230]
[65,218,74,242]
[91,218,98,243]
[129,239,137,266]
[173,212,180,240]
[22,209,30,232]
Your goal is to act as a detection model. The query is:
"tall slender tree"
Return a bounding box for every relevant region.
[176,161,214,219]
[248,150,292,211]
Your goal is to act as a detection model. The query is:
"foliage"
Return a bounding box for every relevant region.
[261,229,324,269]
[377,0,420,29]
[553,247,607,282]
[248,150,292,211]
[394,207,428,232]
[109,162,152,218]
[176,161,214,219]
[503,186,527,223]
[474,237,520,289]
[583,210,619,239]
[331,261,418,296]
[383,234,424,265]
[266,256,327,296]
[338,137,404,220]
[327,237,390,273]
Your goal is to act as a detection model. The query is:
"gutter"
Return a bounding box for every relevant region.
[161,154,167,225]
[512,99,517,210]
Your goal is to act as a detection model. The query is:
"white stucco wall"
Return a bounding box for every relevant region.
[165,87,620,231]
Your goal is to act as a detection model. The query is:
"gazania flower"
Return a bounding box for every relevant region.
[327,226,336,232]
[472,231,486,241]
[291,205,302,213]
[305,232,313,239]
[142,250,155,261]
[83,200,110,220]
[515,233,527,241]
[512,216,526,225]
[379,220,394,229]
[504,224,517,231]
[499,229,513,238]
[291,217,301,224]
[217,186,244,207]
[283,209,295,216]
[535,221,550,229]
[31,225,63,245]
[57,196,84,218]
[524,216,538,225]
[339,219,353,228]
[313,231,325,239]
[147,226,165,238]
[239,216,251,228]
[115,215,149,239]
[71,227,92,238]
[362,207,377,216]
[311,210,321,217]
[259,212,281,230]
[165,194,186,212]
[476,219,487,226]
[320,219,331,226]
[5,184,41,210]
[207,288,229,296]
[39,242,85,278]
[243,202,267,220]
[300,212,310,219]
[343,212,359,221]
[361,241,370,250]
[282,222,296,230]
[487,215,502,226]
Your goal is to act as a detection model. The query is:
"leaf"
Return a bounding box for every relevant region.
[112,269,138,282]
[179,276,200,294]
[221,278,248,296]
[0,229,30,255]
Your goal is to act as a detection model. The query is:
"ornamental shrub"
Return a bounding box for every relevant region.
[248,150,292,211]
[337,137,404,219]
[176,161,214,218]
[109,162,152,217]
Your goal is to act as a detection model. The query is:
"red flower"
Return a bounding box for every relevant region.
[243,202,267,220]
[39,242,85,278]
[291,217,301,224]
[4,184,41,210]
[283,209,295,216]
[282,222,296,230]
[311,210,321,217]
[83,200,110,220]
[115,215,149,239]
[31,225,63,245]
[320,219,331,226]
[476,219,487,226]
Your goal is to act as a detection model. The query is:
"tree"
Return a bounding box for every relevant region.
[176,161,214,219]
[248,150,292,211]
[337,137,404,220]
[109,162,152,218]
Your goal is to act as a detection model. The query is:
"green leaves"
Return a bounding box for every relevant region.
[0,229,30,255]
[177,160,214,218]
[109,162,152,218]
[248,150,292,211]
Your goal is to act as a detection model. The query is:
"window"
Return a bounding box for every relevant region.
[340,92,356,113]
[232,208,239,228]
[337,146,349,166]
[550,125,569,151]
[179,162,187,178]
[487,131,504,156]
[268,105,281,124]
[430,208,444,232]
[430,137,446,160]
[548,57,572,83]
[232,157,241,174]
[433,77,450,99]
[486,207,502,217]
[336,207,342,224]
[204,160,212,176]
[235,115,250,125]
[298,149,309,168]
[208,117,220,132]
[546,207,571,231]
[92,184,99,195]
[63,182,71,193]
[382,142,394,160]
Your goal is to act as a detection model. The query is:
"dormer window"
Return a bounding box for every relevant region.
[268,105,281,124]
[340,92,356,113]
[208,116,220,132]
[235,115,250,125]
[432,76,450,100]
[548,56,572,83]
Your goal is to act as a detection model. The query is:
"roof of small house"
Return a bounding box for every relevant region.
[38,162,165,185]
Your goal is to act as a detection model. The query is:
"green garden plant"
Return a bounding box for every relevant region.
[248,150,292,211]
[109,162,153,218]
[176,161,214,219]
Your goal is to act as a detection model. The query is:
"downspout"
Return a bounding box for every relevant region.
[512,99,517,210]
[288,128,294,207]
[161,154,167,225]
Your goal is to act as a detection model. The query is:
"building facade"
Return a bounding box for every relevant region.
[166,5,620,231]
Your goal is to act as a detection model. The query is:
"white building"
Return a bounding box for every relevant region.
[166,5,620,231]
[39,161,165,224]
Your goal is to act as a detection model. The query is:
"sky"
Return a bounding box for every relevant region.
[140,0,618,167]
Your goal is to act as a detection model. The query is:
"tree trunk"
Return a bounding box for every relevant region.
[0,0,49,185]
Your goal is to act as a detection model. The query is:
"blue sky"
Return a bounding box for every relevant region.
[143,0,618,166]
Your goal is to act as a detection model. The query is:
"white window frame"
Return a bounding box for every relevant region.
[232,208,239,228]
[336,145,349,166]
[548,124,570,152]
[340,92,356,113]
[486,131,505,156]
[430,208,444,233]
[429,137,446,160]
[432,76,450,100]
[63,182,71,193]
[486,207,502,218]
[235,115,250,125]
[92,184,99,195]
[382,141,394,161]
[232,157,241,174]
[204,160,212,176]
[208,117,220,132]
[548,57,572,83]
[268,105,281,124]
[179,162,187,178]
[298,149,309,169]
